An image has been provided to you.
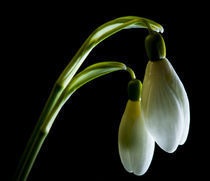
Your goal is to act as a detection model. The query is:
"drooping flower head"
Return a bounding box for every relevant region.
[118,79,155,175]
[142,31,190,153]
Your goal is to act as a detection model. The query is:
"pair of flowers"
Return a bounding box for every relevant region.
[118,32,190,175]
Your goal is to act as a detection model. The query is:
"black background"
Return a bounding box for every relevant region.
[3,1,206,180]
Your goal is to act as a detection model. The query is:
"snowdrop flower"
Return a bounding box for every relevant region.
[118,79,155,175]
[142,31,190,153]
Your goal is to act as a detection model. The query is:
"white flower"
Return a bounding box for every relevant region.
[118,100,154,175]
[141,58,190,153]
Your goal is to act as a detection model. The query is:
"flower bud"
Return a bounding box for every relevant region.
[128,79,142,101]
[145,31,166,61]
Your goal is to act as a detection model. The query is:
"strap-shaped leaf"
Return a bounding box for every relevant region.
[41,61,133,132]
[88,16,163,47]
[57,16,163,87]
[63,61,129,100]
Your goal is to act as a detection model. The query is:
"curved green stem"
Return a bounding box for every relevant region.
[41,62,136,133]
[57,16,163,88]
[14,84,62,181]
[126,67,136,80]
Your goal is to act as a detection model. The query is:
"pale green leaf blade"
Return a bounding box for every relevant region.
[88,16,163,47]
[41,61,129,133]
[63,61,128,100]
[57,16,163,87]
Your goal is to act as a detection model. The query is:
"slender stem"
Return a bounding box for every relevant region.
[126,67,136,80]
[15,131,47,181]
[143,20,153,34]
[14,84,63,181]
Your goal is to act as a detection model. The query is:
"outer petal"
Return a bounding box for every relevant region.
[118,100,155,175]
[141,58,190,153]
[165,60,190,145]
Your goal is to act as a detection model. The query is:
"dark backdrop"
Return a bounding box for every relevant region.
[3,2,205,180]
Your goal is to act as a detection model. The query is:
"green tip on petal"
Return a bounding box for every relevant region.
[128,79,142,101]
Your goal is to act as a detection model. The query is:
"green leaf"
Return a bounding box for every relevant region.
[57,16,163,88]
[63,61,128,100]
[88,16,164,48]
[40,61,131,133]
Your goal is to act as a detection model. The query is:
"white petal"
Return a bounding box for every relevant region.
[179,91,190,145]
[164,59,190,145]
[118,100,155,175]
[141,58,190,153]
